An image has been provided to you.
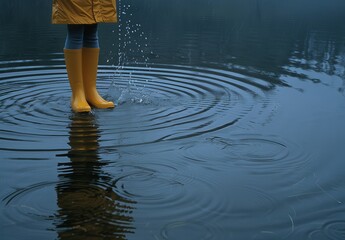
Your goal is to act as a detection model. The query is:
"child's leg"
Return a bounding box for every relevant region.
[65,24,85,49]
[82,24,114,108]
[64,24,91,112]
[83,24,99,48]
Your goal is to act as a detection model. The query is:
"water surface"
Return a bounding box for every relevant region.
[1,0,345,239]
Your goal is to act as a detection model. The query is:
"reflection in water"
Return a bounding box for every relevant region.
[291,31,345,77]
[55,114,135,239]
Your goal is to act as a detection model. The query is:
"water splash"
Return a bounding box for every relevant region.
[106,0,153,104]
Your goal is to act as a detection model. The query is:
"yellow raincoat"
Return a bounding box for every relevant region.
[52,0,117,24]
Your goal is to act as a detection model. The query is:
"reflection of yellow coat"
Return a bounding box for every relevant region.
[52,0,117,24]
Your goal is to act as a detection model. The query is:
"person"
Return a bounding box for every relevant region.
[52,0,117,112]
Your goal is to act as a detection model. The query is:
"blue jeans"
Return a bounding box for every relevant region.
[64,24,99,49]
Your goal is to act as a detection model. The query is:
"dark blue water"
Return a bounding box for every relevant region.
[1,0,345,239]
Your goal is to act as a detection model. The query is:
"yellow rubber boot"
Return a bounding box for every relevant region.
[64,49,91,113]
[82,47,115,109]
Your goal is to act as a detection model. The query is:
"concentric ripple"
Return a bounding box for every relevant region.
[0,59,74,152]
[0,58,276,151]
[111,163,218,220]
[323,221,345,240]
[1,181,58,239]
[106,161,295,239]
[2,176,136,239]
[98,63,276,147]
[159,221,218,240]
[307,212,345,240]
[180,134,311,175]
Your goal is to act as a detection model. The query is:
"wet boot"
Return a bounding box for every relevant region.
[82,47,115,109]
[64,49,91,113]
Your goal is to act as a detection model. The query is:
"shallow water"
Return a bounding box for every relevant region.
[1,0,345,239]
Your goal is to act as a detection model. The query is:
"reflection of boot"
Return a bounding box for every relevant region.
[55,114,136,239]
[64,49,91,112]
[68,114,100,155]
[82,48,115,109]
